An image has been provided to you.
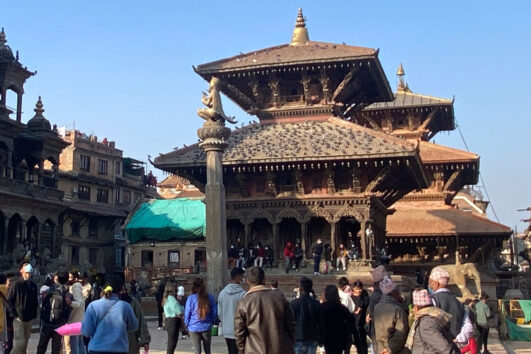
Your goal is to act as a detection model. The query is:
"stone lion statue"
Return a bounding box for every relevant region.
[197,77,237,124]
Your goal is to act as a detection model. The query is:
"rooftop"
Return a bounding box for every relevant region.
[154,117,418,168]
[386,201,511,237]
[419,141,479,164]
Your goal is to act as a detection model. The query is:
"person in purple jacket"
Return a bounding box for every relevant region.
[184,278,217,354]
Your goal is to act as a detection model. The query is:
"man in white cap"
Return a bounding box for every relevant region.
[406,289,455,353]
[6,263,38,354]
[429,266,465,339]
[373,276,409,354]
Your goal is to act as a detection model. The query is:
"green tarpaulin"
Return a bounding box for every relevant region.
[519,300,531,323]
[126,199,205,244]
[506,319,531,341]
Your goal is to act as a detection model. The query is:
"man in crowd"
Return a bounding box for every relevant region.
[37,271,71,354]
[290,277,322,354]
[235,266,295,354]
[6,263,38,354]
[218,268,246,354]
[475,293,492,354]
[429,267,465,339]
[373,276,409,354]
[65,271,85,354]
[366,265,386,346]
[311,238,323,275]
[337,277,355,313]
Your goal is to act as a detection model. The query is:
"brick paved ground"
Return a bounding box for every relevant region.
[26,319,524,353]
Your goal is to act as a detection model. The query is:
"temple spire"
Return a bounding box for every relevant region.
[0,28,6,47]
[290,8,310,46]
[34,96,45,115]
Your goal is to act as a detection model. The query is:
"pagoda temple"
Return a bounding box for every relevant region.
[154,9,510,266]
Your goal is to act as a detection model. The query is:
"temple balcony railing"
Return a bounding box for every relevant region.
[0,175,64,202]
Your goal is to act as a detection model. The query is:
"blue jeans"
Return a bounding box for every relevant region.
[67,335,86,354]
[295,340,318,354]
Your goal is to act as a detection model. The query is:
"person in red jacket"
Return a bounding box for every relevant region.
[283,242,294,274]
[254,243,266,267]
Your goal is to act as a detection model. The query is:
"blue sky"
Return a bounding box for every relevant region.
[3,1,530,231]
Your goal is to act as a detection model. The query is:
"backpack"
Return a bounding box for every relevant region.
[42,285,70,325]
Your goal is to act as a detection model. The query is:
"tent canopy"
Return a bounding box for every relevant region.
[125,199,205,244]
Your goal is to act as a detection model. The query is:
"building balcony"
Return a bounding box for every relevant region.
[0,175,64,202]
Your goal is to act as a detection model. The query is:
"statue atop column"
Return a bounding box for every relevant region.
[197,77,237,124]
[197,76,234,294]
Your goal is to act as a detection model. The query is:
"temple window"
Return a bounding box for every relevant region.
[115,188,120,202]
[71,246,79,266]
[168,250,180,266]
[124,190,131,204]
[89,219,98,238]
[71,220,80,237]
[256,175,265,193]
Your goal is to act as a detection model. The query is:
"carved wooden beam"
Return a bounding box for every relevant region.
[365,166,393,193]
[331,66,360,103]
[217,78,258,112]
[443,170,461,192]
[419,107,440,131]
[360,112,382,131]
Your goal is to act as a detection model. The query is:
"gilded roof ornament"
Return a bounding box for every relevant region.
[290,8,310,46]
[396,63,410,93]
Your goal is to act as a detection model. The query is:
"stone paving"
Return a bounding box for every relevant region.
[26,318,528,353]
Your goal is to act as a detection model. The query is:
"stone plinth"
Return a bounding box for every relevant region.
[197,121,231,294]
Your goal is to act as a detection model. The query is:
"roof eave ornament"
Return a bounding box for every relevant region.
[290,8,310,46]
[0,28,6,47]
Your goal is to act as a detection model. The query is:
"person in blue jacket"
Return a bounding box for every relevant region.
[82,276,138,354]
[184,278,217,354]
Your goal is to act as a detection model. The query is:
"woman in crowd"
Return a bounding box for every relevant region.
[163,279,183,354]
[82,276,138,354]
[184,278,217,354]
[351,280,369,354]
[320,285,355,354]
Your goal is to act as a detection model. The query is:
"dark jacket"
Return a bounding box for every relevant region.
[432,290,464,338]
[234,285,295,354]
[367,287,382,339]
[320,301,355,353]
[324,246,332,262]
[352,289,370,328]
[311,243,323,257]
[374,295,410,354]
[6,278,38,321]
[290,293,322,342]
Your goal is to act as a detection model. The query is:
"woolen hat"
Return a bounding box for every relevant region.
[429,267,450,286]
[412,289,432,306]
[379,275,398,295]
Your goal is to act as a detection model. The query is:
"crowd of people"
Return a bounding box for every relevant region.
[0,260,497,354]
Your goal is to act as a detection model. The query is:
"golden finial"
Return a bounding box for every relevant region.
[0,28,6,46]
[396,63,409,92]
[34,96,45,115]
[290,8,310,46]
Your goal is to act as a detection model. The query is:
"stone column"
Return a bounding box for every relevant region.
[330,221,337,253]
[272,223,279,261]
[197,121,231,295]
[37,159,44,186]
[244,222,251,249]
[16,92,23,124]
[5,150,12,178]
[358,221,367,260]
[300,222,308,257]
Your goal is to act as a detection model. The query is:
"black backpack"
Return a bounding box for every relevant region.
[42,285,70,325]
